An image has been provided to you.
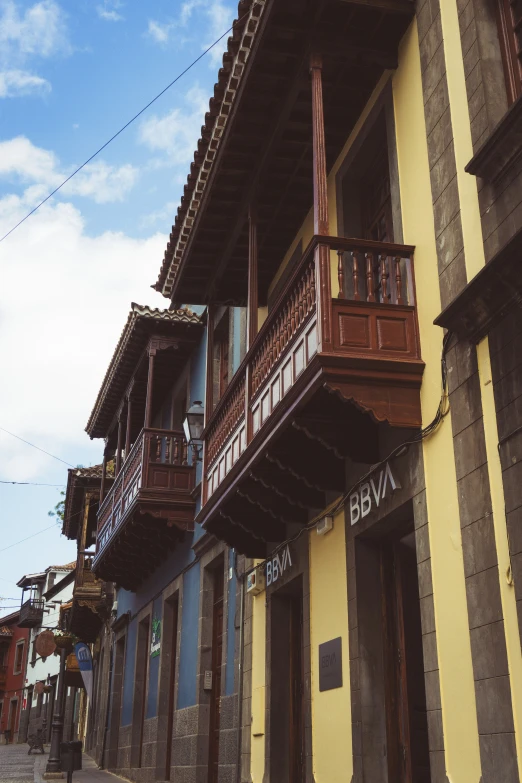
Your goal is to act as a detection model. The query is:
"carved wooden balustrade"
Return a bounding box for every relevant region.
[95,427,192,559]
[74,553,104,601]
[19,599,45,628]
[202,234,420,505]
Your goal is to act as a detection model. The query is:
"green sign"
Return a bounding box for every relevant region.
[150,617,161,658]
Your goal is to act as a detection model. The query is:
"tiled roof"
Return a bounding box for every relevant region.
[86,303,202,438]
[71,465,104,479]
[153,0,266,299]
[48,562,76,571]
[0,626,14,637]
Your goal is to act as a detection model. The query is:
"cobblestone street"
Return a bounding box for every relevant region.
[0,743,39,783]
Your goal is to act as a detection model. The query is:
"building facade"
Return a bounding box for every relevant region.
[0,610,29,744]
[81,303,247,783]
[17,564,79,745]
[145,0,522,781]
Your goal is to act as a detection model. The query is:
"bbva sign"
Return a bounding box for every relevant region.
[266,544,293,587]
[349,462,401,526]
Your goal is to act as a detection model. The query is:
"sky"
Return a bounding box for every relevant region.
[0,0,236,612]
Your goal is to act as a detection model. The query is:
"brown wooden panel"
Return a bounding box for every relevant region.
[376,315,408,352]
[150,467,169,488]
[339,313,371,348]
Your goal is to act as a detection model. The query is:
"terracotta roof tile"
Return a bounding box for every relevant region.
[0,626,14,637]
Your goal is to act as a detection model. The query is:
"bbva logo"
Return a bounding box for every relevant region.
[349,462,401,526]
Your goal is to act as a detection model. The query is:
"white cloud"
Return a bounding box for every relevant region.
[147,19,169,43]
[96,1,123,22]
[138,86,207,165]
[0,190,166,481]
[0,136,138,204]
[0,0,70,60]
[140,200,178,229]
[0,69,50,97]
[0,1,70,98]
[146,0,234,65]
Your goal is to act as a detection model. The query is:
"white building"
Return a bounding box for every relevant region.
[17,563,75,742]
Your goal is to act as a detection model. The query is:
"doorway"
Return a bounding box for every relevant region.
[381,531,430,783]
[207,564,224,783]
[7,699,17,741]
[164,596,179,780]
[131,617,150,769]
[270,577,305,783]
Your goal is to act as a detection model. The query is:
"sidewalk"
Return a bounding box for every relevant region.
[34,753,125,783]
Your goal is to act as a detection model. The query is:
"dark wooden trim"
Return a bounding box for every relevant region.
[434,224,522,341]
[144,351,155,429]
[125,396,132,457]
[310,53,329,237]
[465,94,522,182]
[248,205,259,350]
[115,417,123,476]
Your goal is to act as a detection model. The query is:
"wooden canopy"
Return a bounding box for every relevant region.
[154,0,414,305]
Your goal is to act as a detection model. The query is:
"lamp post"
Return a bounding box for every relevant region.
[45,648,67,775]
[183,401,205,461]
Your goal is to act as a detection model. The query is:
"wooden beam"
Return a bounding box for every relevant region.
[310,52,329,236]
[144,349,155,429]
[247,205,258,350]
[115,416,124,476]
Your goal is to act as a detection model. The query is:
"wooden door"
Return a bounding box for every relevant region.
[165,599,179,780]
[288,595,304,783]
[8,700,17,740]
[208,568,224,783]
[382,535,431,783]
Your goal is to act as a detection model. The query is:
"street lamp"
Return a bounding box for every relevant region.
[183,401,204,461]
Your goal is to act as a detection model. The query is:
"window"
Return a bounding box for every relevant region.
[13,641,25,675]
[212,313,231,406]
[496,0,522,104]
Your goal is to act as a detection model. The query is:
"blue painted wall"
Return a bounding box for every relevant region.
[225,549,237,695]
[177,561,201,709]
[121,619,137,726]
[146,595,162,719]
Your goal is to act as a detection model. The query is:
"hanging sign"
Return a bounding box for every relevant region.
[266,545,293,587]
[319,637,343,692]
[35,630,56,658]
[74,642,93,702]
[150,617,161,658]
[349,462,401,526]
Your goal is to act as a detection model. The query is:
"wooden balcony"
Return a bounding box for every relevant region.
[19,599,45,628]
[73,555,104,602]
[93,427,195,590]
[200,235,424,555]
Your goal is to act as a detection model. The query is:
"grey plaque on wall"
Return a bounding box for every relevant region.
[318,637,343,692]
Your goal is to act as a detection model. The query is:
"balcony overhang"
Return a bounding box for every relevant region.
[92,428,196,591]
[155,0,414,305]
[198,235,423,555]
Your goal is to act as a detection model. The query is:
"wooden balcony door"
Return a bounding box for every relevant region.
[208,567,224,783]
[381,533,431,783]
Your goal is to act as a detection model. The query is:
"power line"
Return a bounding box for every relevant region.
[0,13,249,244]
[0,480,66,487]
[0,427,75,468]
[0,523,59,554]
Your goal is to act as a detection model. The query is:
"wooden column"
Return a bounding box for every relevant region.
[100,448,107,504]
[125,395,133,457]
[310,52,332,351]
[247,205,258,350]
[115,416,123,476]
[145,350,156,429]
[204,305,214,427]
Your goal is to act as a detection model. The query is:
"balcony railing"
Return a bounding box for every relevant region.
[203,234,421,506]
[95,427,193,558]
[19,599,45,628]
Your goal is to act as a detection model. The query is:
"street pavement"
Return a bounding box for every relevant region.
[0,743,37,783]
[0,744,123,783]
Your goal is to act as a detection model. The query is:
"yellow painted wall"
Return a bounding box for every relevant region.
[393,20,482,782]
[309,510,352,783]
[250,591,266,783]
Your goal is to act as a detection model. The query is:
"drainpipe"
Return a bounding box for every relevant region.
[235,553,246,783]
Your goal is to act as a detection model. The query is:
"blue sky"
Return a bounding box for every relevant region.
[0,0,235,609]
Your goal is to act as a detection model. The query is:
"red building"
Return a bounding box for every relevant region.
[0,610,29,744]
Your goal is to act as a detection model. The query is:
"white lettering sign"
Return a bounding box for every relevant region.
[349,463,401,526]
[266,545,293,587]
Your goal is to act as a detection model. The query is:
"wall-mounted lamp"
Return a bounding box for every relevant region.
[183,400,205,462]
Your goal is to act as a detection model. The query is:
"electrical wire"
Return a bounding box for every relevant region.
[0,427,75,468]
[0,523,60,554]
[0,12,250,244]
[245,331,453,577]
[0,481,66,487]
